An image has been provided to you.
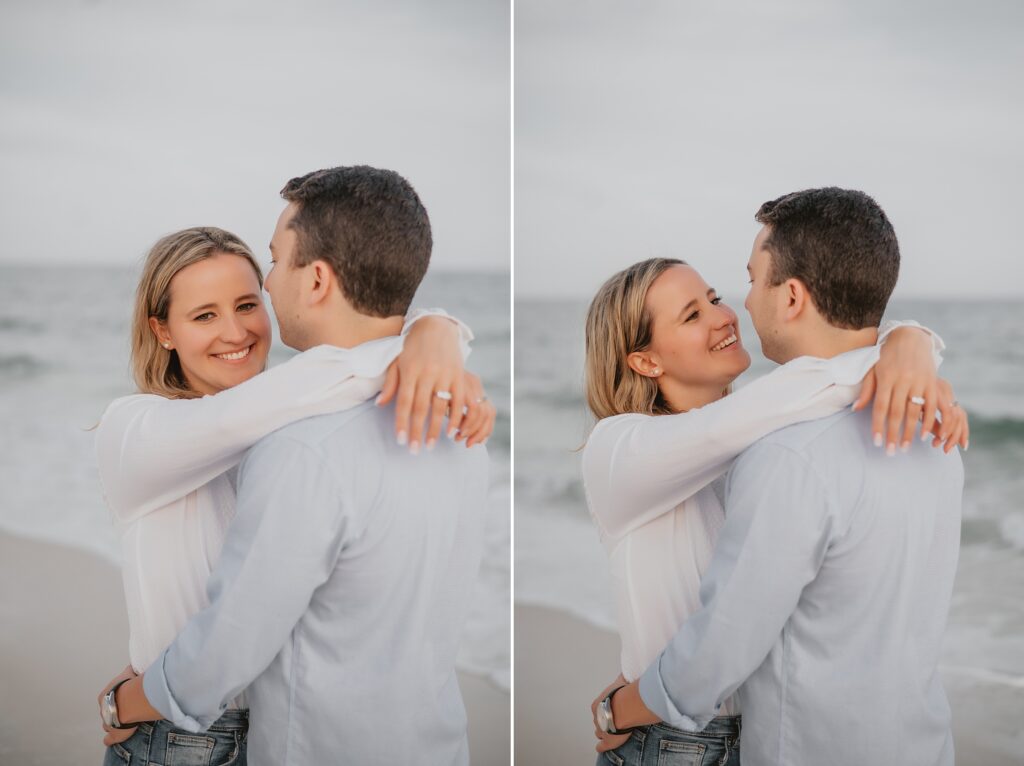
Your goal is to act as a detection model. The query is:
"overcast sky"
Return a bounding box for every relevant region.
[0,0,509,272]
[516,0,1024,299]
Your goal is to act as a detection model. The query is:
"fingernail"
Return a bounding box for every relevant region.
[481,438,488,446]
[873,433,883,448]
[447,427,458,440]
[901,442,910,453]
[921,432,931,442]
[886,443,896,457]
[397,431,408,446]
[375,394,383,405]
[964,440,969,451]
[426,438,436,451]
[410,441,420,456]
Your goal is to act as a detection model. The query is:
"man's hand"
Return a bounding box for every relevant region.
[377,317,496,451]
[97,664,137,747]
[853,327,968,454]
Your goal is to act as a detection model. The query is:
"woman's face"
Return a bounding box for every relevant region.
[640,264,751,395]
[152,253,272,396]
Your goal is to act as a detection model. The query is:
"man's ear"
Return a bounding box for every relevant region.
[148,316,172,349]
[306,261,335,307]
[783,278,810,321]
[626,351,662,378]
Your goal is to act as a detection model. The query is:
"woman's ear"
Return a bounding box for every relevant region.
[626,351,662,378]
[148,316,173,349]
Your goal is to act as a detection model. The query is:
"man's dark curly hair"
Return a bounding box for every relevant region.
[755,187,899,329]
[280,165,431,317]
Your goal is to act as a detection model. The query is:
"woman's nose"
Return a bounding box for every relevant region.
[220,312,248,343]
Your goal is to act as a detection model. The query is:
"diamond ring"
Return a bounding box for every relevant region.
[908,396,926,406]
[435,390,453,401]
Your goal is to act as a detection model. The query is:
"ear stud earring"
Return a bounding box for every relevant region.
[162,343,171,349]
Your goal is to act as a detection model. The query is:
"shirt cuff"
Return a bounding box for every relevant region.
[143,649,223,733]
[637,658,716,733]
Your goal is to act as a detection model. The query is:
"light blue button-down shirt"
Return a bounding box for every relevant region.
[144,401,488,765]
[639,407,963,766]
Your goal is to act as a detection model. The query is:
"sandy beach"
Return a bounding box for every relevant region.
[0,531,509,766]
[514,604,1023,766]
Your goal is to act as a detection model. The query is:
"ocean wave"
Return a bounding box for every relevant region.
[0,353,46,377]
[967,413,1024,446]
[0,317,45,333]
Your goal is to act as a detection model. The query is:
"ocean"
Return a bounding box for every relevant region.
[0,264,510,691]
[515,295,1024,757]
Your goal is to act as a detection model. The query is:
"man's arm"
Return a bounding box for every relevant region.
[622,441,837,731]
[122,434,349,732]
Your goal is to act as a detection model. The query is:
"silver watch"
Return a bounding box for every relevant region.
[100,678,133,730]
[596,685,630,735]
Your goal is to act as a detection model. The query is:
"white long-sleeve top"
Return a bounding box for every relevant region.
[96,310,471,676]
[581,320,943,717]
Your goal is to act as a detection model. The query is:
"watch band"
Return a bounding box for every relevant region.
[102,677,137,730]
[600,684,635,736]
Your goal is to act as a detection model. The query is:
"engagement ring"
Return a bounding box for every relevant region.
[909,396,926,406]
[435,390,453,401]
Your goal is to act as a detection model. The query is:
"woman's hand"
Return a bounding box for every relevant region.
[591,674,631,753]
[853,327,968,454]
[377,316,496,452]
[97,664,137,747]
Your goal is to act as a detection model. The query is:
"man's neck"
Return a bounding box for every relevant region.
[783,325,879,362]
[301,312,405,350]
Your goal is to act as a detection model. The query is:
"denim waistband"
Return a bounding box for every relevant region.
[206,709,249,732]
[650,714,740,738]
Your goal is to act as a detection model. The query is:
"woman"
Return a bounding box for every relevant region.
[94,227,494,765]
[582,258,966,765]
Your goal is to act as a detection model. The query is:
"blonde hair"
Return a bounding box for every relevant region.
[584,258,686,419]
[131,227,263,399]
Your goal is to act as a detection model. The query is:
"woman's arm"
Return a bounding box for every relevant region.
[96,310,471,523]
[583,321,949,541]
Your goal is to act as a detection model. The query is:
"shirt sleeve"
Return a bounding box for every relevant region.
[96,308,470,523]
[637,440,836,730]
[143,433,351,731]
[582,319,941,542]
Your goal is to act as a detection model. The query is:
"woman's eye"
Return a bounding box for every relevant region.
[195,312,215,322]
[711,297,723,305]
[686,311,699,322]
[237,303,258,312]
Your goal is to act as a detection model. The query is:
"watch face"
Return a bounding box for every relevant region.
[596,698,612,733]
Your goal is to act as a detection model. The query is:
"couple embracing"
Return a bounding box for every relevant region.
[585,188,967,766]
[95,166,495,765]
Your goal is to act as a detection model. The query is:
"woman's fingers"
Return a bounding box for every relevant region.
[884,379,912,455]
[446,376,468,440]
[901,380,934,451]
[919,384,940,444]
[407,375,440,454]
[425,378,458,449]
[870,376,892,449]
[853,369,876,413]
[377,360,400,410]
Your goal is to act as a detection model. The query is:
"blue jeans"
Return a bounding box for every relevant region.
[102,709,248,766]
[599,715,741,766]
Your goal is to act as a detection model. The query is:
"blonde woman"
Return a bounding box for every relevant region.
[582,258,966,765]
[95,227,492,766]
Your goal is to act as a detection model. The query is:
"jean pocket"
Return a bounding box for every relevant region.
[166,731,216,766]
[657,739,707,766]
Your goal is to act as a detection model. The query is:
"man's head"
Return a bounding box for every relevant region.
[265,166,432,349]
[744,187,899,363]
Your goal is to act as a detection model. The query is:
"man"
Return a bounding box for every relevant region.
[104,166,490,764]
[595,188,963,765]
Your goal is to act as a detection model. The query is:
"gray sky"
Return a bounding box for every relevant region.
[516,0,1024,299]
[0,0,509,271]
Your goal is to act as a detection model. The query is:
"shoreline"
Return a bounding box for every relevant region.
[0,531,508,765]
